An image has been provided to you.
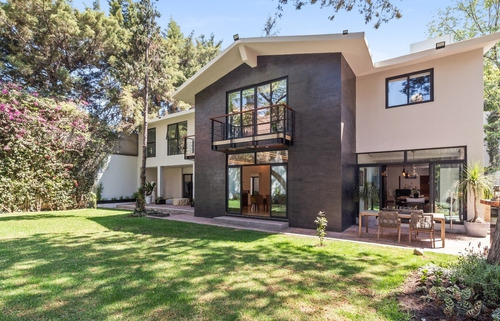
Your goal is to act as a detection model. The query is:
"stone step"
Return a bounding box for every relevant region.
[213,216,289,232]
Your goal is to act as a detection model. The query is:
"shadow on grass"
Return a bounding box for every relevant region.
[0,212,440,320]
[0,214,76,222]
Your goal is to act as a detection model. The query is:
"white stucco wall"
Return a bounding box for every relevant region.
[138,109,195,169]
[98,155,138,200]
[136,109,195,200]
[357,49,485,164]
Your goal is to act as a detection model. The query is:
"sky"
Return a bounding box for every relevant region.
[75,0,457,62]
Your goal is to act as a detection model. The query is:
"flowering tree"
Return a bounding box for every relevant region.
[0,82,114,212]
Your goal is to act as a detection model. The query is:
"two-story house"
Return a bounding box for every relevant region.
[172,32,500,232]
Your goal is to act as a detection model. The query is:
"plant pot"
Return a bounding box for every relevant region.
[464,221,490,237]
[145,195,153,204]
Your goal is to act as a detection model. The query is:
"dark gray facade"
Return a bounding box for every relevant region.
[194,53,357,231]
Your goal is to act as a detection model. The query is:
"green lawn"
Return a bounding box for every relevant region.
[0,209,454,320]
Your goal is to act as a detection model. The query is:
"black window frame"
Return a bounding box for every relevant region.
[146,128,156,158]
[226,77,288,138]
[386,68,434,108]
[167,121,188,156]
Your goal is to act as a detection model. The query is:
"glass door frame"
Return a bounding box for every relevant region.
[357,165,382,212]
[226,154,288,220]
[429,161,465,222]
[356,160,466,222]
[182,173,193,200]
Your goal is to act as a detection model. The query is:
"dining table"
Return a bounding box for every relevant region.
[358,210,446,247]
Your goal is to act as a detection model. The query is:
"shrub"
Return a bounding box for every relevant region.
[417,243,500,319]
[0,82,114,212]
[314,210,328,246]
[95,182,104,202]
[452,243,500,307]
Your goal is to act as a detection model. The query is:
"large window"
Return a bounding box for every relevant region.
[147,128,156,157]
[167,121,187,155]
[386,69,433,108]
[227,78,287,138]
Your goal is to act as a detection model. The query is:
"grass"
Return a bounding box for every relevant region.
[0,209,455,320]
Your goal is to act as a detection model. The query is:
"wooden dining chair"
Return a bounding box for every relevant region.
[409,212,435,248]
[377,211,401,243]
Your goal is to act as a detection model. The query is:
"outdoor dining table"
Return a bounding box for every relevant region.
[358,210,446,247]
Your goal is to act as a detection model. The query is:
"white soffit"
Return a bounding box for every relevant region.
[370,31,500,75]
[149,108,194,124]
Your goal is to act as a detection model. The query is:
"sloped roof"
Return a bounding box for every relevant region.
[173,32,500,105]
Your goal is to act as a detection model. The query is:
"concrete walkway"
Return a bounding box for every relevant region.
[98,203,492,256]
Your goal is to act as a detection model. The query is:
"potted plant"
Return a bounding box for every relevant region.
[144,181,157,204]
[459,162,492,237]
[357,181,379,210]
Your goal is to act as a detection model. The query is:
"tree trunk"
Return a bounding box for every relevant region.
[488,223,500,264]
[135,44,150,215]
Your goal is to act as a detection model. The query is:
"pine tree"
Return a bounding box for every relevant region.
[0,0,125,119]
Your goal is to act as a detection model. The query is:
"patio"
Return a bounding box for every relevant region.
[98,203,492,256]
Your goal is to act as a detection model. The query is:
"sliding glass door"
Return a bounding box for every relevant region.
[358,166,381,211]
[227,167,241,213]
[432,163,463,223]
[226,151,288,218]
[271,165,287,217]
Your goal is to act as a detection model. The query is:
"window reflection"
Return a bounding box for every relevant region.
[387,69,433,108]
[228,153,255,165]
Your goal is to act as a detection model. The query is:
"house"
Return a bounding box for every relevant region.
[172,32,500,232]
[98,109,195,203]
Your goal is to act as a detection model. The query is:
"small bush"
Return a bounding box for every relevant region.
[95,183,104,202]
[452,243,500,307]
[314,211,328,246]
[417,243,500,319]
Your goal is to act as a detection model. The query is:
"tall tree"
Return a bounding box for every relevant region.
[164,19,221,113]
[0,0,126,120]
[109,0,169,215]
[428,0,500,264]
[428,0,500,170]
[270,0,402,29]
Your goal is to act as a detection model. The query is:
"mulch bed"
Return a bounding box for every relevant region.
[398,271,447,320]
[146,211,171,218]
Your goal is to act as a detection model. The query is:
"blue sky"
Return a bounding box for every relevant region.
[75,0,456,61]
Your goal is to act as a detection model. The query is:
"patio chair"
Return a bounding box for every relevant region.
[409,212,435,248]
[377,211,401,243]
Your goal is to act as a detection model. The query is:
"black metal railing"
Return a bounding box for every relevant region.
[183,135,195,159]
[211,104,294,152]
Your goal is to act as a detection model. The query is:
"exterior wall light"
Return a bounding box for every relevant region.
[436,41,446,49]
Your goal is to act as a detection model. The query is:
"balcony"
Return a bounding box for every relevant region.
[211,104,294,153]
[183,135,195,160]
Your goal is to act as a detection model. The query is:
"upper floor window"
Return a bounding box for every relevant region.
[227,78,287,112]
[226,78,287,137]
[386,69,433,108]
[147,128,156,157]
[167,121,187,155]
